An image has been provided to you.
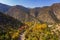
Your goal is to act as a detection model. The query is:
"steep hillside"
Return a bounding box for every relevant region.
[50,3,60,21]
[37,6,56,24]
[6,5,30,22]
[0,3,11,12]
[0,12,23,29]
[5,3,60,24]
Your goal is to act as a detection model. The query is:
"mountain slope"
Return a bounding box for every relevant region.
[5,3,60,24]
[50,3,60,21]
[0,12,23,30]
[0,3,11,12]
[6,5,30,22]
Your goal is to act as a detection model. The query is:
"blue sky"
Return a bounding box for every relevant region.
[0,0,60,8]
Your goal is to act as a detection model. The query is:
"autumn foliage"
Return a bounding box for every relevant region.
[24,22,60,40]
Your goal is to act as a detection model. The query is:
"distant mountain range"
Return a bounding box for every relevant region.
[0,3,60,24]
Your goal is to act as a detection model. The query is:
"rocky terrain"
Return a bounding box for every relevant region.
[2,3,59,24]
[0,3,60,24]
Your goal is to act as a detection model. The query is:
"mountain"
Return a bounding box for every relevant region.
[37,7,55,24]
[29,3,60,23]
[0,12,23,30]
[0,3,11,12]
[6,5,30,22]
[50,3,60,21]
[7,3,60,23]
[3,3,60,24]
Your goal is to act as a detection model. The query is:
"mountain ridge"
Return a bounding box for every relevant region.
[0,3,60,24]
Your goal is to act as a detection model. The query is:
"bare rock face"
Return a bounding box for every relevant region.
[37,7,56,24]
[6,3,60,24]
[51,3,60,21]
[6,5,29,22]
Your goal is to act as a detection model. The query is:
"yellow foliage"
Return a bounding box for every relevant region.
[32,23,47,31]
[25,22,47,31]
[41,24,47,29]
[25,22,59,40]
[11,30,20,39]
[25,22,34,27]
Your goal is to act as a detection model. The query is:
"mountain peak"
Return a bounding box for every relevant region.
[0,3,11,12]
[52,3,60,6]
